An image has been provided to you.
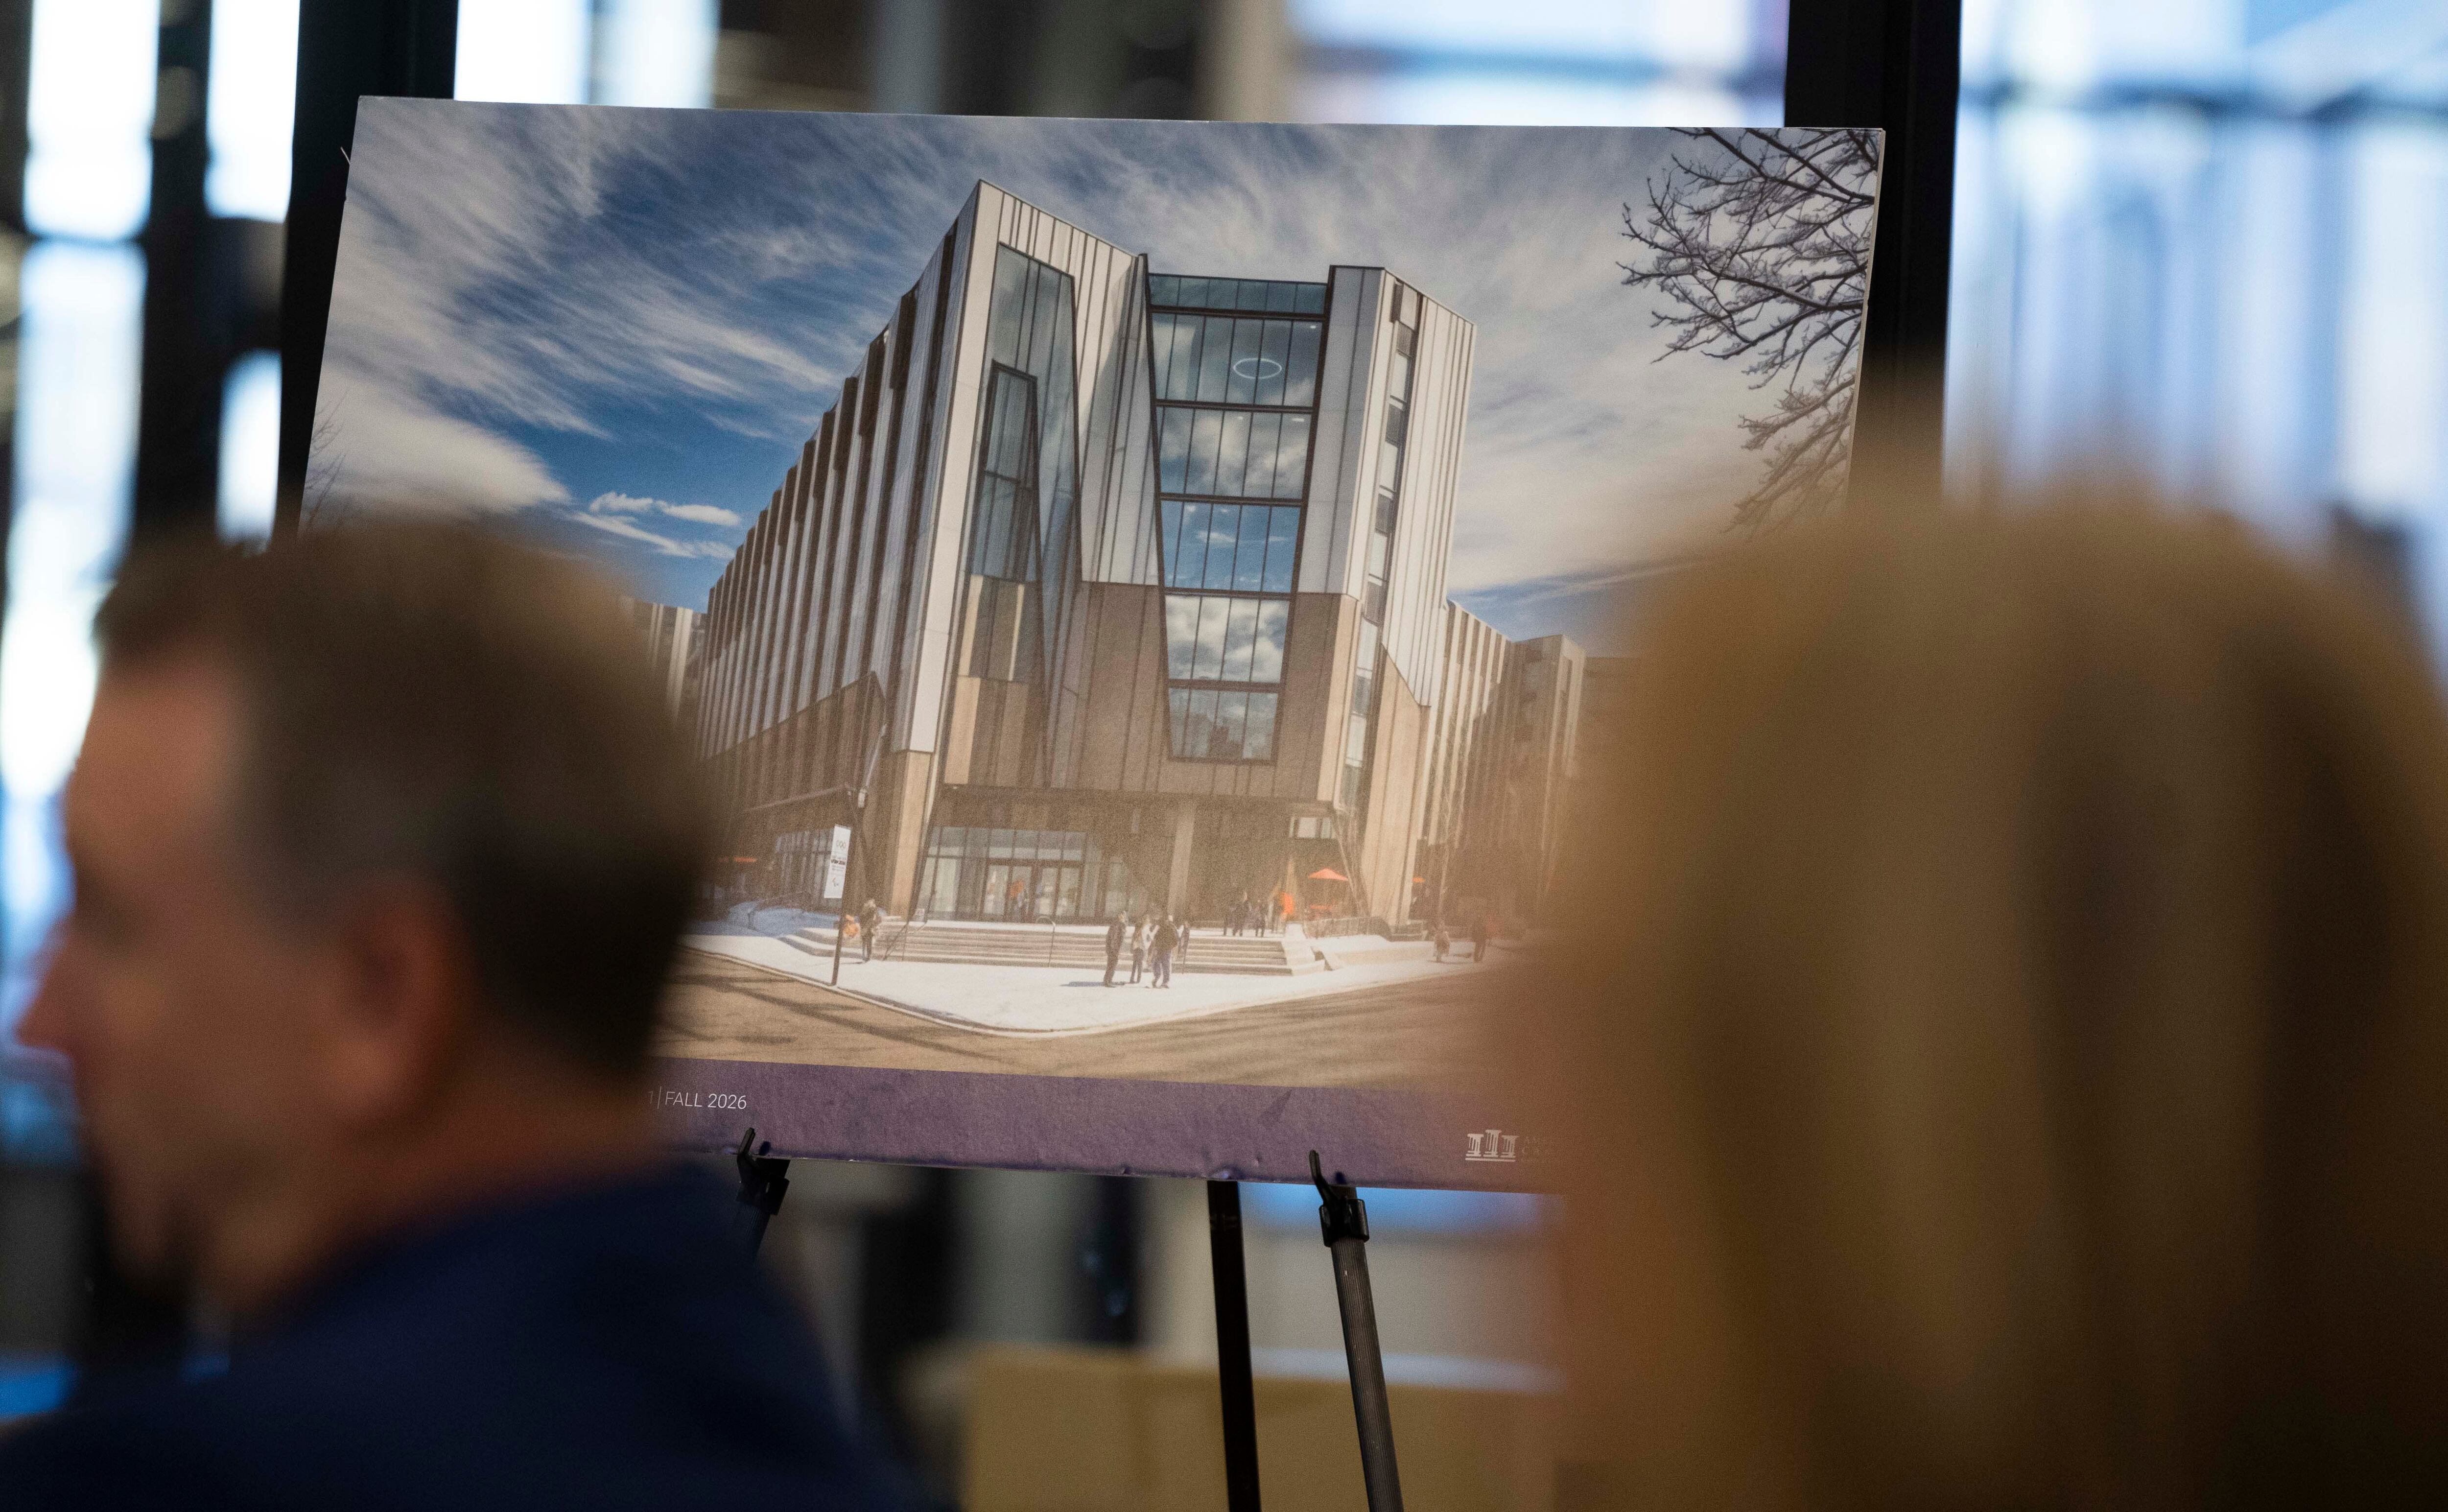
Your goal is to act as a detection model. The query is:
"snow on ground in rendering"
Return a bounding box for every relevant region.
[678,928,1514,1036]
[690,902,840,938]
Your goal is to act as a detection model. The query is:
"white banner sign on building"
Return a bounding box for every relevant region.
[823,825,850,901]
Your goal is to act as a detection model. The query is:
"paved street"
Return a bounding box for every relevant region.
[681,927,1498,1033]
[657,948,1511,1090]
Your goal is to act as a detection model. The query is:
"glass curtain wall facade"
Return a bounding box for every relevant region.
[1150,276,1327,765]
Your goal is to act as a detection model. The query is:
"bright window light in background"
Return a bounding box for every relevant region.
[456,0,594,106]
[1242,1183,1552,1235]
[206,0,301,221]
[1295,0,1752,73]
[597,0,718,109]
[218,353,282,544]
[1294,0,1652,57]
[23,0,159,241]
[1298,71,1750,128]
[2337,125,2448,522]
[3,243,146,1029]
[1287,0,1780,127]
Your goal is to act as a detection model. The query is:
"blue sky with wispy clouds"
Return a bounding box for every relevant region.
[318,104,1822,650]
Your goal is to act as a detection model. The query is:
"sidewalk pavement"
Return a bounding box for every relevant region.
[677,929,1513,1037]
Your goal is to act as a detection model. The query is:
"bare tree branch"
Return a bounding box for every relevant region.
[302,398,347,531]
[1621,128,1880,531]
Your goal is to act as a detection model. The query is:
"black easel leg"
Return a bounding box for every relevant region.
[1311,1152,1401,1512]
[1206,1180,1263,1512]
[1327,1235,1402,1512]
[734,1127,791,1257]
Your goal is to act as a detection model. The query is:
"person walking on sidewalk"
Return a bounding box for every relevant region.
[1150,914,1180,988]
[858,898,882,963]
[1470,912,1490,964]
[1129,914,1148,983]
[1103,915,1127,987]
[1433,919,1452,963]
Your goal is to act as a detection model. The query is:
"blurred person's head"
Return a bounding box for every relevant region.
[1535,503,2448,1507]
[19,521,710,1319]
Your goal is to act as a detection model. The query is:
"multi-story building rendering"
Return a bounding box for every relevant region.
[627,599,703,720]
[1414,607,1587,924]
[695,180,1584,927]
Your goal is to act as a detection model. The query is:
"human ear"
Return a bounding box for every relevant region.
[309,879,482,1128]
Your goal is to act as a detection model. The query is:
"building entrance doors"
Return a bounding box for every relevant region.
[980,861,1085,921]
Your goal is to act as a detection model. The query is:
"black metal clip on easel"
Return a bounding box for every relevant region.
[1312,1150,1403,1512]
[734,1126,791,1256]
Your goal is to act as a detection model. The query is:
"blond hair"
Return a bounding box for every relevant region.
[1536,505,2448,1507]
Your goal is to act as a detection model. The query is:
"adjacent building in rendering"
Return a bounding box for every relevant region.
[693,180,1579,926]
[627,599,703,720]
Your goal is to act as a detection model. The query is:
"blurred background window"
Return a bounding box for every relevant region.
[7,0,2448,1488]
[1286,0,1786,125]
[1947,0,2448,636]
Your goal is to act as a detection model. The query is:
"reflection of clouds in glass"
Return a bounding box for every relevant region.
[1234,518,1268,590]
[1270,414,1307,498]
[1194,597,1229,679]
[1265,508,1299,591]
[1201,506,1240,590]
[1245,692,1278,759]
[1164,594,1200,678]
[1252,601,1288,682]
[1216,691,1249,753]
[1224,599,1258,680]
[1162,592,1290,687]
[1186,687,1217,755]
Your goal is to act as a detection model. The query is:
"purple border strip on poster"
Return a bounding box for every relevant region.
[649,1057,1550,1191]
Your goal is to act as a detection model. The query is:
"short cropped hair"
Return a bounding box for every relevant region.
[96,522,711,1078]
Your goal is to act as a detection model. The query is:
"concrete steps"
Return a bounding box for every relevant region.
[790,921,1323,975]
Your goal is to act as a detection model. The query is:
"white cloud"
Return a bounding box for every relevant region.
[310,369,567,515]
[584,491,739,528]
[568,508,730,559]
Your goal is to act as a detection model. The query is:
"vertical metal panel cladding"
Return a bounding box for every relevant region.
[891,221,967,751]
[1424,601,1507,846]
[909,185,995,757]
[1070,248,1158,589]
[772,465,808,720]
[1381,292,1473,713]
[1304,267,1386,598]
[739,512,771,736]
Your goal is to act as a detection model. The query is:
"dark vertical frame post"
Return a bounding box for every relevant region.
[0,0,32,651]
[275,0,458,539]
[1785,0,1962,509]
[1207,1179,1262,1512]
[132,0,237,546]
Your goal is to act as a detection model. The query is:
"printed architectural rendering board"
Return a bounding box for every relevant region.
[313,102,1883,1187]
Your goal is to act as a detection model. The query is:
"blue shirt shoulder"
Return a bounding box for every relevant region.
[0,1165,914,1512]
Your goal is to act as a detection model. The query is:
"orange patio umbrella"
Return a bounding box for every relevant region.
[1307,868,1349,882]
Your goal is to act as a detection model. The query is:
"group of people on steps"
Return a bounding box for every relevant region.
[1102,911,1188,987]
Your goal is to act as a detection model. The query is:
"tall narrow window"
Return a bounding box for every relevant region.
[959,246,1080,692]
[965,363,1041,683]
